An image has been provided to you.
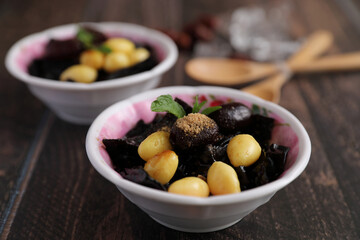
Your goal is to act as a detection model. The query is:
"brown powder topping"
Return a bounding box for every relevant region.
[175,113,216,136]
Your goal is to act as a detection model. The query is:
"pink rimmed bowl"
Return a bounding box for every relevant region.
[85,86,311,233]
[5,22,178,124]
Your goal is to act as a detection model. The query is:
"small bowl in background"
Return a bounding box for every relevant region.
[85,86,311,233]
[5,22,178,124]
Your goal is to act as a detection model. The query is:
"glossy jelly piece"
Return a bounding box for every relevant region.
[120,167,166,191]
[209,102,252,132]
[28,58,78,80]
[102,138,144,171]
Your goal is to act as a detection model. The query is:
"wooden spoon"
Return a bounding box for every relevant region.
[291,51,360,72]
[242,30,334,103]
[186,30,334,85]
[186,58,278,86]
[242,73,288,103]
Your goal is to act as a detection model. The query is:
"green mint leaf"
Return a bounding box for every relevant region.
[192,95,200,113]
[251,104,270,116]
[192,95,207,113]
[151,95,186,118]
[76,27,112,54]
[262,107,269,116]
[94,44,112,54]
[76,27,94,48]
[201,106,222,115]
[197,101,207,112]
[251,104,260,115]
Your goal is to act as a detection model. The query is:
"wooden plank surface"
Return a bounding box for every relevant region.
[0,0,359,239]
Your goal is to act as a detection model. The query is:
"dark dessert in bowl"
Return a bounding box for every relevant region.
[101,93,290,195]
[28,26,160,83]
[86,86,311,232]
[5,22,178,124]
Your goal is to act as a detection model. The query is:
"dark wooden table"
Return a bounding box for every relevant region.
[1,0,360,239]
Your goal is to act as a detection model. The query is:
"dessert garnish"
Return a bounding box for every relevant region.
[102,94,290,197]
[76,27,112,54]
[28,26,159,83]
[150,94,221,118]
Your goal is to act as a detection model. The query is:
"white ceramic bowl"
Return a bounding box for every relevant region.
[5,22,178,124]
[85,86,311,232]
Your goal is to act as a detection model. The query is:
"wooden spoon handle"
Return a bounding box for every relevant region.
[292,52,360,73]
[288,30,333,67]
[243,30,333,103]
[276,30,333,85]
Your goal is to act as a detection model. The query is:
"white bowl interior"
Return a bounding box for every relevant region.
[85,86,311,232]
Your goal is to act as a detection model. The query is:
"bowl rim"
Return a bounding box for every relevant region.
[5,22,178,91]
[86,86,311,206]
